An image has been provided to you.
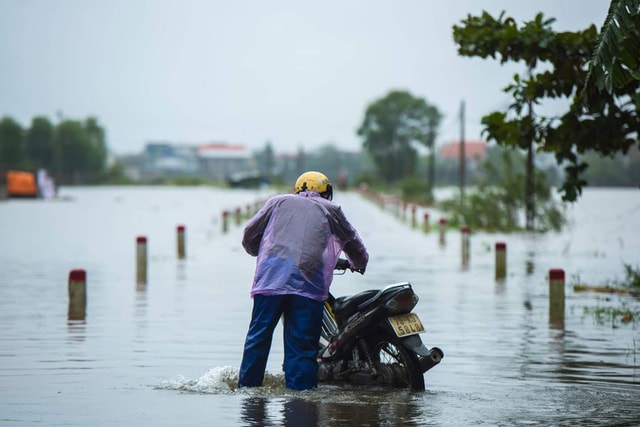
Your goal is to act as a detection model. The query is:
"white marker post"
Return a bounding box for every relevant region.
[439,218,447,246]
[222,211,229,234]
[549,268,565,321]
[68,269,87,321]
[411,205,417,228]
[495,242,507,280]
[136,236,147,284]
[177,225,186,260]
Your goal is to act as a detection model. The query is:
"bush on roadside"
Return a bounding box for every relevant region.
[438,148,566,232]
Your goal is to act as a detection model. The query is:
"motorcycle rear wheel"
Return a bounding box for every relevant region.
[370,334,425,391]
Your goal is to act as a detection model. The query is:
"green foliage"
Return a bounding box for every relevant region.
[621,264,640,289]
[453,9,639,204]
[576,264,640,327]
[584,0,640,97]
[0,114,108,185]
[399,176,431,205]
[53,118,108,184]
[357,90,442,187]
[253,140,275,177]
[25,117,54,170]
[0,117,27,170]
[100,162,133,185]
[439,147,566,232]
[352,169,381,190]
[581,150,640,186]
[583,303,640,327]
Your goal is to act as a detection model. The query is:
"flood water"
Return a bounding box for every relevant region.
[1,186,639,426]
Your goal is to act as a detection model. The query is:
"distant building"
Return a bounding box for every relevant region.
[439,140,487,160]
[197,143,255,182]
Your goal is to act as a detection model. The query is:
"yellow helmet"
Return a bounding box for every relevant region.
[295,171,333,200]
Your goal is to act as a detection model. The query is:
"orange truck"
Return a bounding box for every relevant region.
[5,170,39,198]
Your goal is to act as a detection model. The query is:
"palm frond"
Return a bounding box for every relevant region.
[583,0,640,101]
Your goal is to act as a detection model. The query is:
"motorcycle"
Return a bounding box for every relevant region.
[317,259,443,391]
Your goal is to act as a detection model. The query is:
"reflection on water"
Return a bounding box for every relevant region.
[240,397,321,427]
[67,321,86,344]
[0,186,639,425]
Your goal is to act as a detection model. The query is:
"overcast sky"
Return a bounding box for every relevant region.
[1,0,610,155]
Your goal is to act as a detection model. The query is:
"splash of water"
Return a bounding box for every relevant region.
[159,366,240,394]
[157,366,287,394]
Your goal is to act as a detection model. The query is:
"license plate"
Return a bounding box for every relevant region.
[388,313,425,337]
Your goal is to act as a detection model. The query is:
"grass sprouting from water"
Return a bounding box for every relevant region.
[583,302,640,327]
[577,264,640,327]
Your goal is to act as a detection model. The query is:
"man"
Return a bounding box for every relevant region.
[238,171,369,390]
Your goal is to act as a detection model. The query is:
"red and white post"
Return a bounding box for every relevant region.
[68,269,87,321]
[439,218,447,245]
[495,242,507,280]
[222,210,229,234]
[177,225,186,260]
[411,205,417,228]
[549,269,565,321]
[136,236,147,284]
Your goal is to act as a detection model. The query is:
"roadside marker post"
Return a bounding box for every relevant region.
[439,218,447,246]
[411,205,417,228]
[423,212,430,233]
[222,211,229,234]
[68,269,86,321]
[495,242,507,280]
[177,225,186,259]
[136,236,147,284]
[549,269,565,321]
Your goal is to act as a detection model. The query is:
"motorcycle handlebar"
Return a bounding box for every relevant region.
[335,258,365,275]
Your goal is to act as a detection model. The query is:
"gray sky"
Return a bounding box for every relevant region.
[1,0,610,155]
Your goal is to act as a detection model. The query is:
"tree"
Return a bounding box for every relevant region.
[53,118,108,184]
[263,140,274,177]
[83,117,108,175]
[439,146,566,232]
[453,10,639,208]
[253,140,276,178]
[0,117,27,170]
[25,116,54,170]
[357,90,441,187]
[584,0,640,100]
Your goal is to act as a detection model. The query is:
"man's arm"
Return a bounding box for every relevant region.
[241,202,274,256]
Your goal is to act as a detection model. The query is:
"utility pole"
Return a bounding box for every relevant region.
[459,100,466,208]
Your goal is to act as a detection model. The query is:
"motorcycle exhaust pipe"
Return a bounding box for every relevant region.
[419,347,444,373]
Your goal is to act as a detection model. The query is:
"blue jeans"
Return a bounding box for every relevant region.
[238,294,324,390]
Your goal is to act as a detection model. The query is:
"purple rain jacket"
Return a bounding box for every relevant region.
[242,190,369,302]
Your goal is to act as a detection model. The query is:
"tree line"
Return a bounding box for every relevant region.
[0,115,108,185]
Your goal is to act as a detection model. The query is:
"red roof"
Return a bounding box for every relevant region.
[196,143,250,159]
[197,143,246,152]
[439,141,487,160]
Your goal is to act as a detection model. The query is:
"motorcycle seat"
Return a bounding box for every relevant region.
[332,289,379,319]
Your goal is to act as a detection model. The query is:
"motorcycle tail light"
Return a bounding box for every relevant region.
[384,288,418,315]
